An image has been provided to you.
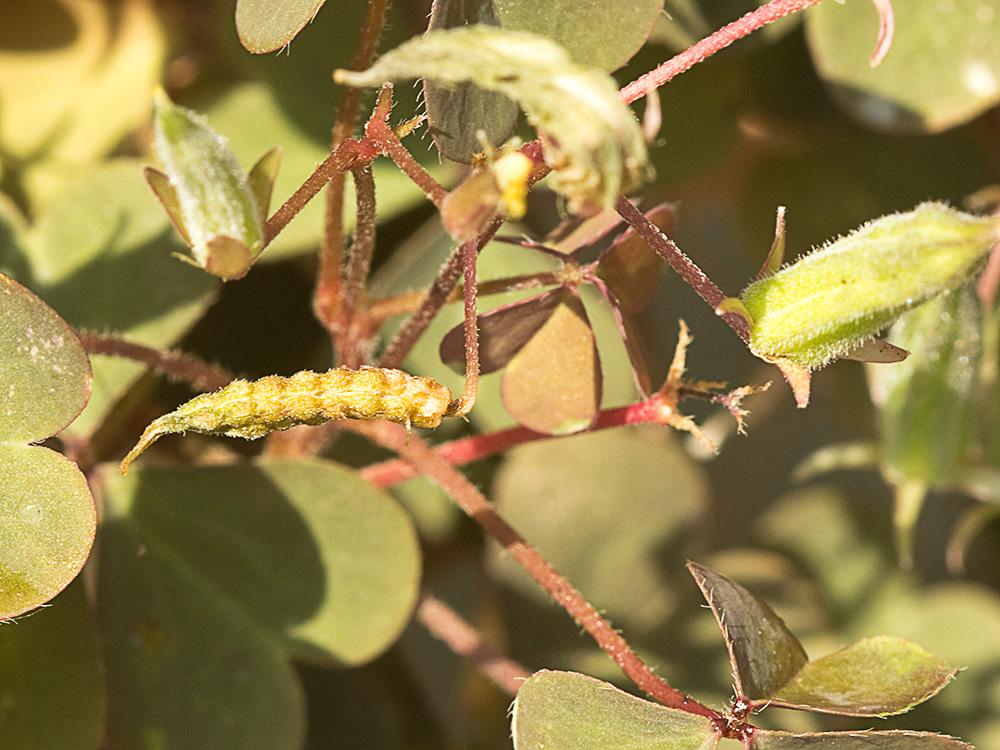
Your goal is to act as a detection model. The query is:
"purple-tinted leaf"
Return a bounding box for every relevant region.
[440,288,562,374]
[501,289,601,434]
[771,635,957,716]
[596,204,671,314]
[548,208,625,257]
[688,562,807,701]
[593,277,652,396]
[750,729,973,749]
[425,0,519,163]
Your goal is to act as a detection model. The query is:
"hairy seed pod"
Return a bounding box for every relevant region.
[740,202,1000,370]
[120,367,452,474]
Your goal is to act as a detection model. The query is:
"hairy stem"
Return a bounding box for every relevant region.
[76,331,233,391]
[445,239,480,417]
[416,592,531,696]
[616,198,750,343]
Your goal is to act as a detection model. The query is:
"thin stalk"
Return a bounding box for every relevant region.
[356,421,719,719]
[616,198,750,343]
[76,330,233,392]
[416,592,531,696]
[444,239,480,417]
[365,96,447,206]
[317,0,391,326]
[337,162,378,366]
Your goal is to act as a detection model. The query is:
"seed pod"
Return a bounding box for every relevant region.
[120,367,452,474]
[740,203,1000,371]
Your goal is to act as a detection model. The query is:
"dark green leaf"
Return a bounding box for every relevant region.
[425,0,519,162]
[0,582,103,750]
[688,562,807,701]
[495,0,665,71]
[512,671,716,750]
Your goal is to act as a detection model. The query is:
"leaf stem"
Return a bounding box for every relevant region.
[616,198,750,343]
[358,422,719,718]
[416,592,531,696]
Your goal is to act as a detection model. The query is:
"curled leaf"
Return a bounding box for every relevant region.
[335,26,650,214]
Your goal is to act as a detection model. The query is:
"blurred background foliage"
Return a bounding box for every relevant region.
[1,0,1000,749]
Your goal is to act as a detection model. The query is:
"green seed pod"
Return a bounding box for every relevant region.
[741,202,1000,370]
[146,89,279,280]
[120,367,452,473]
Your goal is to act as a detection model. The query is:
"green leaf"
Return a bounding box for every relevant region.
[0,582,103,750]
[772,635,957,716]
[335,25,650,214]
[13,160,218,438]
[495,0,665,71]
[0,274,94,618]
[0,0,167,209]
[0,274,90,441]
[512,671,717,750]
[235,0,327,53]
[750,729,973,749]
[424,0,519,162]
[150,90,268,280]
[687,561,808,701]
[806,0,1000,133]
[97,460,421,748]
[501,289,600,434]
[869,283,981,487]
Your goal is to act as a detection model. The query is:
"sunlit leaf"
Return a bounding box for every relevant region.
[236,0,327,53]
[0,274,94,618]
[512,671,716,750]
[772,635,957,716]
[501,289,600,434]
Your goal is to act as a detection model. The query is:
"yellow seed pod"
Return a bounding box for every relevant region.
[120,367,452,473]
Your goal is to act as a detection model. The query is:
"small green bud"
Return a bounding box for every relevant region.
[147,89,279,280]
[735,203,999,404]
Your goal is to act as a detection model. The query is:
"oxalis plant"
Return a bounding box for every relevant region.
[2,0,1000,748]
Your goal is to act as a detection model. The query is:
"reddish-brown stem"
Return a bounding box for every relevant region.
[337,162,378,366]
[378,216,504,369]
[75,330,233,392]
[265,140,365,248]
[416,592,531,696]
[365,96,448,206]
[356,421,718,718]
[444,239,480,417]
[620,0,826,104]
[316,0,391,334]
[616,198,750,343]
[362,397,689,488]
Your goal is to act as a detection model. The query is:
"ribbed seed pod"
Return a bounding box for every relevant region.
[120,367,452,473]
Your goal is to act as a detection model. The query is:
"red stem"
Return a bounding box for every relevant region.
[358,421,719,718]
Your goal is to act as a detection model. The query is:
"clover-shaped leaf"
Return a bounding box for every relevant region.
[750,729,973,749]
[690,563,959,717]
[0,274,94,618]
[235,0,327,53]
[512,671,715,750]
